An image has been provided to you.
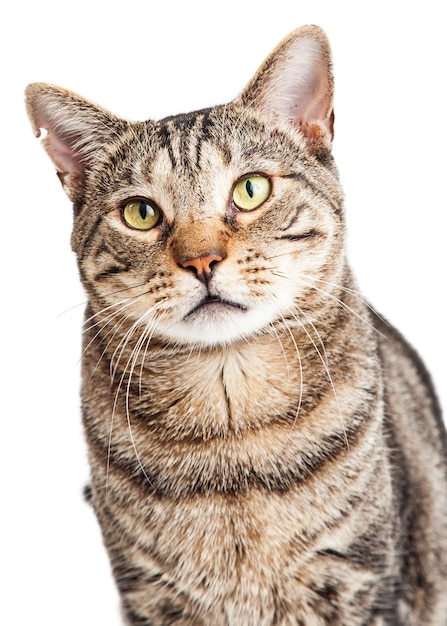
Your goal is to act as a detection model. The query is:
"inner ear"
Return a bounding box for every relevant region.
[25,83,124,201]
[42,123,89,190]
[238,26,334,151]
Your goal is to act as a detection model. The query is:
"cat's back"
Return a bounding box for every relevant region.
[374,312,447,622]
[375,312,446,460]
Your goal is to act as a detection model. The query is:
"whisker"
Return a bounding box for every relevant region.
[82,300,133,332]
[56,299,89,319]
[56,279,150,320]
[106,324,148,493]
[287,303,350,452]
[271,271,290,280]
[102,293,168,384]
[82,285,157,333]
[110,307,155,383]
[79,297,148,385]
[82,299,136,350]
[268,322,291,378]
[138,311,167,394]
[264,248,297,262]
[315,277,389,327]
[108,308,164,492]
[106,320,141,493]
[127,324,152,402]
[271,307,304,429]
[86,310,134,383]
[295,274,387,340]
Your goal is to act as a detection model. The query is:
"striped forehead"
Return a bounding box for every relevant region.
[155,108,232,173]
[135,109,236,217]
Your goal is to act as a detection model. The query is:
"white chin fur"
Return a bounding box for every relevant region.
[154,304,277,347]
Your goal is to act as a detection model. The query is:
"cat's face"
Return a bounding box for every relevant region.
[26,26,345,347]
[79,107,343,346]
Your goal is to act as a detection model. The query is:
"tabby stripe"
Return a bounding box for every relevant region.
[316,542,387,577]
[197,109,233,166]
[279,202,308,231]
[277,199,324,241]
[193,112,210,170]
[77,217,103,263]
[89,238,132,281]
[94,265,130,282]
[113,564,148,594]
[122,607,148,625]
[100,463,364,550]
[93,240,120,260]
[93,259,131,282]
[158,109,233,175]
[189,116,206,174]
[276,230,322,242]
[158,123,177,170]
[97,457,372,585]
[282,172,341,215]
[85,404,377,497]
[160,111,213,172]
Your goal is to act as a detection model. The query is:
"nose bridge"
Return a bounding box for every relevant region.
[170,215,229,268]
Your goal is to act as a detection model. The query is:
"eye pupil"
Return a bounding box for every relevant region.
[139,203,147,220]
[246,180,254,198]
[138,202,155,220]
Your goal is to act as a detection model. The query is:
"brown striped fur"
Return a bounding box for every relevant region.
[25,26,447,625]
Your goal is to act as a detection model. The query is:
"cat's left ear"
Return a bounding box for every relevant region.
[237,25,334,154]
[25,83,126,202]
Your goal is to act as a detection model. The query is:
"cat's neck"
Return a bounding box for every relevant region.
[82,274,377,441]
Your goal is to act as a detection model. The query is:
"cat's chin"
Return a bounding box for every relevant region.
[184,295,247,321]
[155,301,276,347]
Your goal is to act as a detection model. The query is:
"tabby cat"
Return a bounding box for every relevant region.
[26,25,447,626]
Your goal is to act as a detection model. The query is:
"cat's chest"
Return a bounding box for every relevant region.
[97,459,384,625]
[85,321,391,622]
[83,333,304,440]
[83,325,376,499]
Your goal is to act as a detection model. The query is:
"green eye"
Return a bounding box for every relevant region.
[233,175,271,211]
[122,199,160,230]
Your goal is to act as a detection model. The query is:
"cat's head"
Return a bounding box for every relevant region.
[26,26,345,348]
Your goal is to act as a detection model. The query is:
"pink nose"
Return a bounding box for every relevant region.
[181,254,223,278]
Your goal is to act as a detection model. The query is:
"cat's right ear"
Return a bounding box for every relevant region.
[25,83,124,202]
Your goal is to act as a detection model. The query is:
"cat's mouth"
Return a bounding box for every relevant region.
[184,295,247,320]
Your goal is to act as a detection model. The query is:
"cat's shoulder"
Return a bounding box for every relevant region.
[372,308,446,455]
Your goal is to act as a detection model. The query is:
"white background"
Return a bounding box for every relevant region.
[2,1,446,624]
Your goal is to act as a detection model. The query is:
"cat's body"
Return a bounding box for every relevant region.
[26,26,447,626]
